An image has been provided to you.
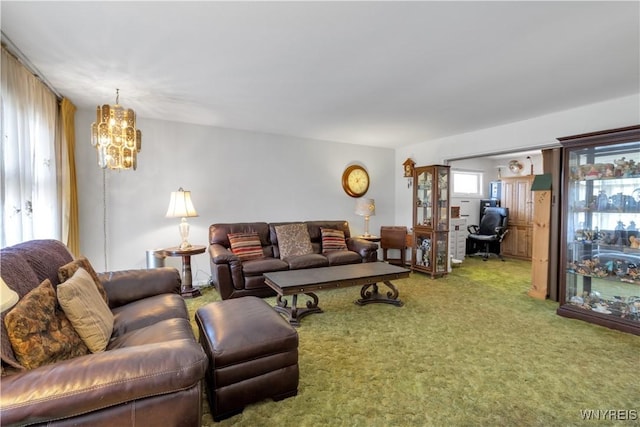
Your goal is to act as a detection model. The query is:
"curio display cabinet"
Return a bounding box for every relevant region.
[412,165,450,278]
[558,125,640,335]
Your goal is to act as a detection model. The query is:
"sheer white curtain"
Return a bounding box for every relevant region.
[1,48,60,247]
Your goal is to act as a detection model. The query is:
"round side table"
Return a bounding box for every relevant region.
[162,245,206,298]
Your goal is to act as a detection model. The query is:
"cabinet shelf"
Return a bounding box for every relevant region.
[567,271,640,286]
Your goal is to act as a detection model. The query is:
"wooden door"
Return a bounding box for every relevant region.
[501,176,534,260]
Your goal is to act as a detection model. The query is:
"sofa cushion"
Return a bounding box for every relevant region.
[325,250,363,266]
[242,257,290,277]
[57,268,114,353]
[286,254,330,270]
[4,279,89,369]
[108,318,195,350]
[228,232,264,261]
[58,256,109,304]
[275,223,313,259]
[111,293,188,338]
[321,228,348,253]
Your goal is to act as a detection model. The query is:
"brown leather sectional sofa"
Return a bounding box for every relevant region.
[0,240,207,426]
[209,220,379,300]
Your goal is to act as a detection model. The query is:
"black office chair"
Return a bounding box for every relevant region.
[380,226,408,266]
[467,207,509,261]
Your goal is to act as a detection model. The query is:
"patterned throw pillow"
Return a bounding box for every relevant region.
[58,256,108,305]
[57,268,114,353]
[227,233,264,261]
[321,228,348,253]
[4,279,89,369]
[228,232,264,262]
[275,223,313,259]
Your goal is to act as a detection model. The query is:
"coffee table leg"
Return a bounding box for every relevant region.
[274,293,322,326]
[356,281,404,307]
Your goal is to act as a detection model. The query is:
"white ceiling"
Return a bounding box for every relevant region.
[2,1,639,149]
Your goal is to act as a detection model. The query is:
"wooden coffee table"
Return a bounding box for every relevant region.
[263,262,409,326]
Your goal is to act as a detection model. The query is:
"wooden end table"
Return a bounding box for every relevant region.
[162,245,206,298]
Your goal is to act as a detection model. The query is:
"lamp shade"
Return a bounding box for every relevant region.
[166,188,198,218]
[355,198,375,217]
[0,277,19,312]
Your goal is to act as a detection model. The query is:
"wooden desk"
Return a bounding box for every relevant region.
[162,245,206,298]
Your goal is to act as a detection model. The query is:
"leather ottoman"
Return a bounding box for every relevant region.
[195,296,299,421]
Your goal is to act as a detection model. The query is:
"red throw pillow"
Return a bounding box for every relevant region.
[321,228,348,253]
[228,232,264,261]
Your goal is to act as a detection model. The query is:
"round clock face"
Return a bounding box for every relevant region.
[342,165,370,197]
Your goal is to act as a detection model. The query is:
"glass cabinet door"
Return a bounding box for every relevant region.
[558,126,640,335]
[416,168,433,227]
[437,167,449,231]
[434,231,448,273]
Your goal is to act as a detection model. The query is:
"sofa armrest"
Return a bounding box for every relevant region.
[347,238,379,262]
[209,243,239,264]
[209,244,246,299]
[99,267,181,309]
[0,340,207,426]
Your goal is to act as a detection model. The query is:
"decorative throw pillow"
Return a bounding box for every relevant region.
[275,223,313,259]
[321,228,348,253]
[228,232,264,261]
[58,256,108,305]
[4,279,89,369]
[57,268,114,353]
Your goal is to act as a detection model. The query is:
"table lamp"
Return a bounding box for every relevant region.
[166,188,198,250]
[355,198,375,237]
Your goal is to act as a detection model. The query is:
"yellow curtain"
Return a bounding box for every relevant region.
[60,98,80,256]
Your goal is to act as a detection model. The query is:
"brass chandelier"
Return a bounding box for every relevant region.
[90,89,142,170]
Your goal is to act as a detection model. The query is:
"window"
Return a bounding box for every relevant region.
[452,170,483,197]
[1,48,60,247]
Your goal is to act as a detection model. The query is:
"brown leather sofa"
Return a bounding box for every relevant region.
[0,240,208,426]
[209,220,378,300]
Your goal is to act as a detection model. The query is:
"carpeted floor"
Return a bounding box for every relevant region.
[185,258,640,426]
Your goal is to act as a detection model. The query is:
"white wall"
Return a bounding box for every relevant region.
[395,94,640,229]
[76,93,638,280]
[75,112,395,282]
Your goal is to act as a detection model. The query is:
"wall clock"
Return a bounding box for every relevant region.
[342,165,370,198]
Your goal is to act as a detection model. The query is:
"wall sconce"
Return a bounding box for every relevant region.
[403,158,415,188]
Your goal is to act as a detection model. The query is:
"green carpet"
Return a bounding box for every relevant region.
[185,258,640,426]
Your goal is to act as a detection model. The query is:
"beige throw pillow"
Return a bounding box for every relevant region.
[58,256,109,305]
[57,267,114,353]
[275,223,313,259]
